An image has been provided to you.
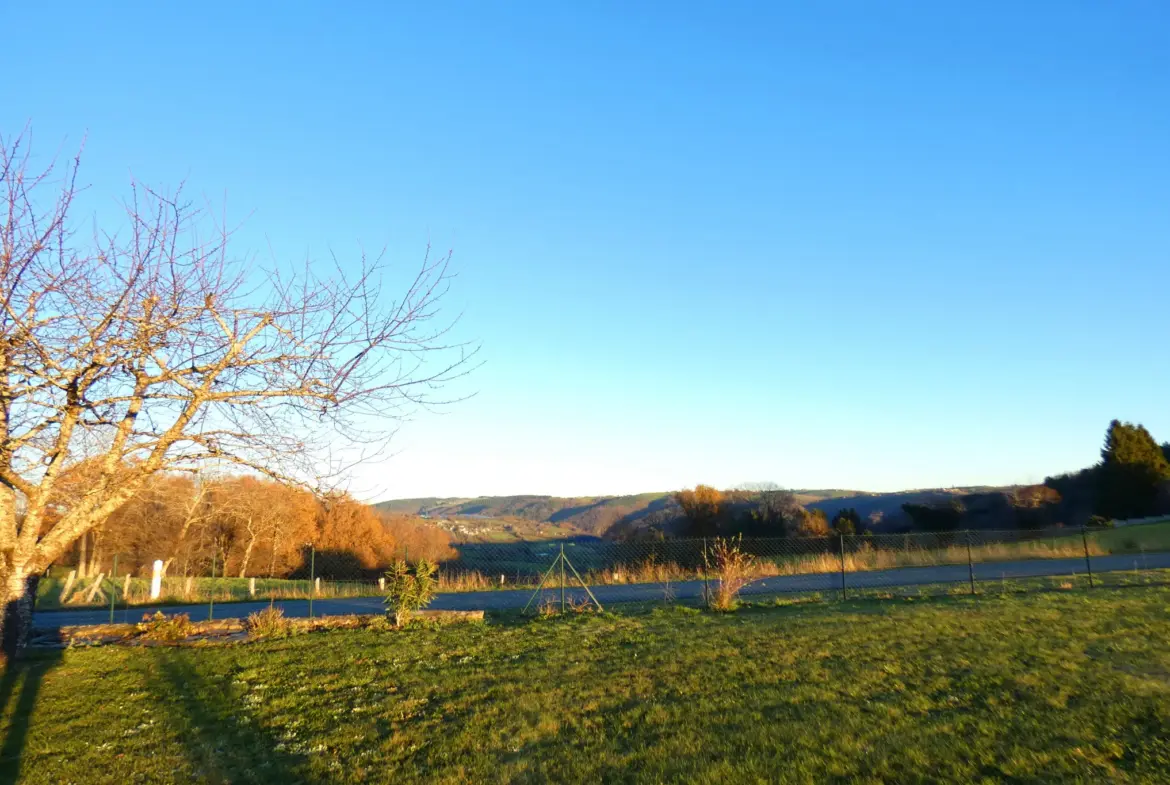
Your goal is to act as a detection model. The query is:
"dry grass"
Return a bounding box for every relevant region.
[244,606,292,639]
[588,558,692,586]
[438,570,497,592]
[708,537,756,611]
[754,538,1108,579]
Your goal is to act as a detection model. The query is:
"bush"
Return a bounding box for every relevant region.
[135,611,194,641]
[384,559,438,626]
[706,536,756,611]
[245,606,292,638]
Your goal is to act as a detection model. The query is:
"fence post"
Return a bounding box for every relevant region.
[209,549,216,621]
[61,569,77,605]
[378,576,385,592]
[559,544,566,614]
[308,544,316,619]
[249,577,256,598]
[84,572,106,603]
[966,530,976,595]
[150,560,163,601]
[1082,525,1094,589]
[109,553,118,624]
[839,534,847,601]
[702,538,710,608]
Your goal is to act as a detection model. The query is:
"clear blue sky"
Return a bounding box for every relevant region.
[4,2,1168,500]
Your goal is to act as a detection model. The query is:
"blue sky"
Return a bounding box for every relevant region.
[3,2,1168,500]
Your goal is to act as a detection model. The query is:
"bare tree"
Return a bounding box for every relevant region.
[0,130,475,653]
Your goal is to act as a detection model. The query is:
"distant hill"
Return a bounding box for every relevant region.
[373,493,674,536]
[804,487,1015,530]
[373,486,1019,539]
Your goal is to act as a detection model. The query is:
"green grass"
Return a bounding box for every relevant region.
[1090,520,1170,553]
[34,575,381,611]
[6,587,1170,782]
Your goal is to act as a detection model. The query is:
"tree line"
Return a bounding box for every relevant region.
[671,484,868,539]
[670,419,1170,538]
[52,466,455,582]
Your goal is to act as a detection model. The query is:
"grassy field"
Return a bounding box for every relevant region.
[5,586,1170,782]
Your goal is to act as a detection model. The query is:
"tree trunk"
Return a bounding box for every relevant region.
[238,535,257,578]
[1,569,40,660]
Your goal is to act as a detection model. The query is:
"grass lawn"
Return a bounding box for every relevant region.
[1091,521,1170,553]
[5,588,1170,783]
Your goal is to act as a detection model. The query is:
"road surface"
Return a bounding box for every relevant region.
[33,551,1170,629]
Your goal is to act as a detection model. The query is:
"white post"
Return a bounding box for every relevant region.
[184,576,194,599]
[378,577,385,591]
[150,559,163,601]
[122,573,131,598]
[314,576,321,595]
[249,577,256,597]
[500,574,505,586]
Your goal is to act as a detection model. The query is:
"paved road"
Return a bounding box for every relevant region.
[33,551,1170,629]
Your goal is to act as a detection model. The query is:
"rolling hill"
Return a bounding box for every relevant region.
[374,485,1023,541]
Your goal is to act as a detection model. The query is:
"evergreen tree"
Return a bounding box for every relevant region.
[831,507,863,535]
[1097,420,1170,519]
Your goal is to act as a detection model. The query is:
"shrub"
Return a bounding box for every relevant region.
[245,605,292,638]
[384,559,438,626]
[136,611,194,641]
[706,535,756,611]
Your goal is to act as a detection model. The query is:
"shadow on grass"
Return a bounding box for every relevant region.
[0,640,63,782]
[0,631,63,785]
[146,649,328,784]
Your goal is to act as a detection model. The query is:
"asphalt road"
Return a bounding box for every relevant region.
[33,551,1170,629]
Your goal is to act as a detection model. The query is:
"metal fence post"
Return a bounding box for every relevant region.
[702,537,710,608]
[839,534,847,601]
[309,544,316,619]
[209,549,216,622]
[966,531,976,595]
[559,544,566,614]
[1082,525,1094,588]
[109,553,118,624]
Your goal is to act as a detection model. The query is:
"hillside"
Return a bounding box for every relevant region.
[373,493,675,537]
[374,486,1020,540]
[804,486,1015,528]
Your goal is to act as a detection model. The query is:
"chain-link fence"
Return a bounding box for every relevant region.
[33,519,1170,622]
[465,521,1170,610]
